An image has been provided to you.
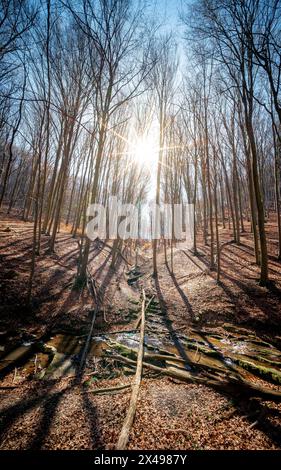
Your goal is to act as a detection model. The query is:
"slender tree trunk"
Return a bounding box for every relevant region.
[7,161,23,213]
[78,121,107,281]
[237,171,245,233]
[42,123,63,233]
[232,145,240,244]
[246,112,268,284]
[220,176,225,229]
[214,176,220,283]
[153,103,164,277]
[0,73,26,207]
[273,125,281,260]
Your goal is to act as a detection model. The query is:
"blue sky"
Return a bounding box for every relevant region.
[153,0,185,33]
[151,0,188,62]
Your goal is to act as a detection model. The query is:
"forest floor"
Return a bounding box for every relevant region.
[0,209,281,450]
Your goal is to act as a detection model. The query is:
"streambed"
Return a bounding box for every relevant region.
[1,323,281,389]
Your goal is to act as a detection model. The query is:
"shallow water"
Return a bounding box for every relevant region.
[1,327,281,385]
[0,333,109,378]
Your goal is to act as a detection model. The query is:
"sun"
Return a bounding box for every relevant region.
[132,135,158,168]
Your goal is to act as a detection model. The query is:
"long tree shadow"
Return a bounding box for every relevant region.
[166,245,281,447]
[0,326,103,449]
[81,388,103,449]
[25,331,87,448]
[0,234,35,251]
[59,246,79,260]
[27,387,66,449]
[210,392,281,448]
[28,379,102,449]
[220,272,281,327]
[181,249,209,273]
[248,400,281,447]
[0,378,102,450]
[166,264,195,321]
[226,244,281,275]
[231,240,281,266]
[0,378,62,445]
[221,251,258,275]
[189,244,281,326]
[154,273,194,371]
[50,235,72,245]
[220,251,281,300]
[163,256,256,383]
[73,247,123,380]
[93,252,112,280]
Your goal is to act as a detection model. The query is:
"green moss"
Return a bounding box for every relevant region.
[236,358,281,385]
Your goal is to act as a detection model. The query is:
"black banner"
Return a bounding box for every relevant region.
[0,450,280,467]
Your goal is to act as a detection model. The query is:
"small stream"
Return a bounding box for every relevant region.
[0,333,108,379]
[1,325,281,385]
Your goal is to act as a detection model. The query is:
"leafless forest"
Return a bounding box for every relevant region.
[0,0,281,452]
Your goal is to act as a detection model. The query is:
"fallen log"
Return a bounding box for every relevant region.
[108,340,236,378]
[108,352,223,388]
[91,329,138,340]
[109,337,281,387]
[115,289,146,450]
[134,295,154,330]
[108,353,281,401]
[89,383,131,395]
